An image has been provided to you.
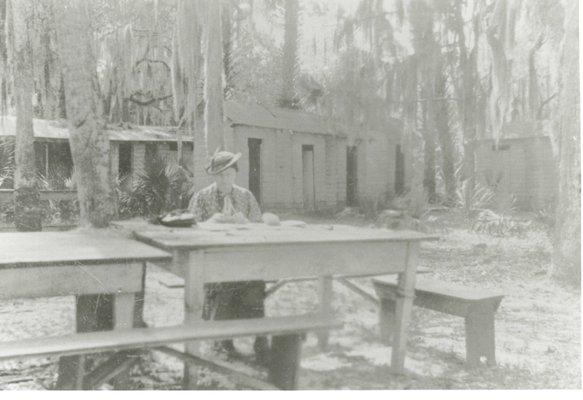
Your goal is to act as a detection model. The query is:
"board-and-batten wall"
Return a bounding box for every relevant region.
[231,124,397,211]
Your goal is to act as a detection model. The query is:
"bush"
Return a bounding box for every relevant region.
[119,154,193,218]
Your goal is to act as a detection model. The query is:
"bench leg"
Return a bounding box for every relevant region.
[269,334,302,389]
[378,298,396,344]
[391,242,419,374]
[465,311,496,367]
[317,275,333,351]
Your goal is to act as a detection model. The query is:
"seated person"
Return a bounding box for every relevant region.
[188,150,268,363]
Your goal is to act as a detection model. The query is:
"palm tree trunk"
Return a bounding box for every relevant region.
[11,0,42,232]
[279,0,299,108]
[204,0,225,153]
[552,0,580,285]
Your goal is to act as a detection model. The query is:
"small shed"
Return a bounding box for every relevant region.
[473,136,557,210]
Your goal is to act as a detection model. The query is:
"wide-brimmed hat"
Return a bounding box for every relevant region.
[205,150,242,175]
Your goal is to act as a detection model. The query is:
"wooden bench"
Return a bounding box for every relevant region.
[372,276,504,367]
[0,314,342,389]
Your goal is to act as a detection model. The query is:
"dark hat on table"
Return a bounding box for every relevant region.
[205,149,241,175]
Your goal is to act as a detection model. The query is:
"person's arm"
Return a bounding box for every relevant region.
[188,192,206,223]
[247,191,262,222]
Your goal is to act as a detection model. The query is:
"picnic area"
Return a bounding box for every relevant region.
[0,0,580,392]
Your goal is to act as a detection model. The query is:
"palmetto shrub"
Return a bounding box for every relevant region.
[119,154,193,218]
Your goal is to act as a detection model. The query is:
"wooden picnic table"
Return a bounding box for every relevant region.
[114,220,437,384]
[0,230,172,388]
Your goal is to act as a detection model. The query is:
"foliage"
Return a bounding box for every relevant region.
[455,179,495,214]
[472,208,529,237]
[0,137,14,188]
[119,154,192,218]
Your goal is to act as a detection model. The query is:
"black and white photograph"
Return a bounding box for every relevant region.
[0,0,580,392]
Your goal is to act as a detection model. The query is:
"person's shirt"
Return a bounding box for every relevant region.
[188,182,262,223]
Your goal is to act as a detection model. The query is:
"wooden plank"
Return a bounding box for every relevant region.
[155,347,277,390]
[269,335,302,389]
[0,231,171,268]
[373,276,505,303]
[82,351,140,389]
[336,278,380,306]
[0,262,144,300]
[192,241,410,282]
[121,221,438,252]
[0,314,342,361]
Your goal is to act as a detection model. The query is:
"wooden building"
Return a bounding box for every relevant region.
[0,117,191,192]
[473,136,557,210]
[214,101,401,211]
[1,102,402,212]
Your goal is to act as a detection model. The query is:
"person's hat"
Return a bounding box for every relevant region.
[205,149,242,175]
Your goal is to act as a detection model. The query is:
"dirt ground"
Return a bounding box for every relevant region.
[0,212,580,389]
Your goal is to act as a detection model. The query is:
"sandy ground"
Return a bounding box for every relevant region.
[0,216,580,389]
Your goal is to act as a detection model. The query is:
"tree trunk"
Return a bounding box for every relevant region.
[54,1,118,388]
[434,62,456,205]
[11,0,42,232]
[55,0,116,228]
[422,95,436,203]
[279,0,299,108]
[204,0,225,153]
[552,0,580,286]
[0,0,8,115]
[454,0,477,215]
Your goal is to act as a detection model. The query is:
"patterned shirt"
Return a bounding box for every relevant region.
[188,182,262,223]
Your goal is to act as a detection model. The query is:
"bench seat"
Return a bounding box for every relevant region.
[0,314,341,361]
[373,276,504,367]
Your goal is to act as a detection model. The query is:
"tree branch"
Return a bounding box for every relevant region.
[127,93,172,106]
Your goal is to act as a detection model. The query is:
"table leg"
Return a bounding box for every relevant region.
[132,262,148,328]
[56,294,113,389]
[391,242,419,374]
[269,334,302,389]
[317,275,333,350]
[109,292,137,389]
[181,250,205,390]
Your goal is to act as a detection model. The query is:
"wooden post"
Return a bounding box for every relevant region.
[269,334,302,389]
[465,304,496,367]
[378,298,396,344]
[391,242,418,374]
[182,250,206,389]
[56,294,113,389]
[317,275,333,350]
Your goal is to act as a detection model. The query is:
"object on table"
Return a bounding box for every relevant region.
[209,212,249,224]
[280,220,307,228]
[156,210,196,227]
[262,212,280,226]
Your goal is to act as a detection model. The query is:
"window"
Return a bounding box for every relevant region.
[119,143,132,177]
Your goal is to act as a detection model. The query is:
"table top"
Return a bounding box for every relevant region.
[0,230,172,268]
[113,219,438,251]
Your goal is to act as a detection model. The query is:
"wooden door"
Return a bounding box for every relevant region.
[346,146,358,206]
[302,145,315,210]
[248,138,262,204]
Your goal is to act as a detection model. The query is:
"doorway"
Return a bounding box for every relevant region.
[346,145,358,206]
[395,144,405,195]
[302,145,315,210]
[248,138,262,204]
